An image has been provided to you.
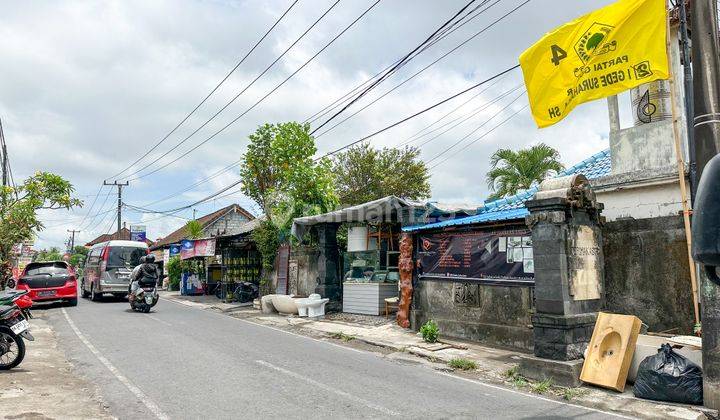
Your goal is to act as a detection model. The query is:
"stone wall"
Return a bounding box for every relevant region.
[411,280,534,351]
[602,215,695,333]
[204,210,250,237]
[289,246,320,297]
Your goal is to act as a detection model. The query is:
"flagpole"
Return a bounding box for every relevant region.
[665,0,701,330]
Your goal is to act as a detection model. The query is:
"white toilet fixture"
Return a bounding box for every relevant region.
[295,294,329,318]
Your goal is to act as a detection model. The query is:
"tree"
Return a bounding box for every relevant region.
[486,143,564,200]
[184,219,204,239]
[239,122,338,231]
[0,172,82,287]
[35,247,63,262]
[69,245,89,268]
[331,143,431,206]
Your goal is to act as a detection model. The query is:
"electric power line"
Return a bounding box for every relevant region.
[107,0,300,181]
[120,0,344,181]
[124,0,383,182]
[312,0,529,139]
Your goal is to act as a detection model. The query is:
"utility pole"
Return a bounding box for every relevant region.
[103,181,129,237]
[0,117,7,188]
[66,229,80,250]
[679,0,696,198]
[691,0,720,410]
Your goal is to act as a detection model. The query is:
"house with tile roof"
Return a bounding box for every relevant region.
[85,226,154,247]
[150,203,255,250]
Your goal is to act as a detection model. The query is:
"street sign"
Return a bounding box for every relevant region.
[130,225,146,242]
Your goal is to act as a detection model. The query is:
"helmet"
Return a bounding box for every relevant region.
[145,254,156,263]
[139,256,147,264]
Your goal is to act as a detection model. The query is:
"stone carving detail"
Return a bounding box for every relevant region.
[396,233,413,328]
[453,282,479,306]
[288,259,299,296]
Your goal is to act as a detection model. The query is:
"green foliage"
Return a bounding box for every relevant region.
[239,122,338,232]
[329,331,356,342]
[448,358,477,371]
[251,219,280,272]
[562,387,586,401]
[420,319,439,343]
[0,172,81,284]
[68,246,89,268]
[166,257,182,289]
[531,378,553,394]
[505,365,528,387]
[486,143,564,200]
[331,143,430,206]
[185,219,204,239]
[35,247,63,262]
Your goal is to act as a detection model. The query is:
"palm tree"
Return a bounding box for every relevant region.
[184,219,204,239]
[486,143,564,200]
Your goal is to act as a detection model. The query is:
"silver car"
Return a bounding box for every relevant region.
[81,240,148,301]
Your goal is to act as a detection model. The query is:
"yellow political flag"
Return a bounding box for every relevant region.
[519,0,669,128]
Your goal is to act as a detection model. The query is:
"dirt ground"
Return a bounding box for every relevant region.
[0,310,112,420]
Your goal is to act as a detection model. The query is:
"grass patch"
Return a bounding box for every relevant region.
[531,378,553,394]
[448,358,477,371]
[505,365,528,388]
[329,331,356,342]
[562,387,587,401]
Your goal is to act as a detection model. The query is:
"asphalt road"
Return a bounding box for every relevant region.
[42,296,624,419]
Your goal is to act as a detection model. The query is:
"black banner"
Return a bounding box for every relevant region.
[418,228,534,283]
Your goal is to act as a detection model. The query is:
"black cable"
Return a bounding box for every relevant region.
[309,0,481,134]
[126,0,382,182]
[425,89,526,164]
[121,0,342,181]
[313,0,528,139]
[429,104,529,170]
[107,0,300,181]
[315,64,520,160]
[304,0,496,126]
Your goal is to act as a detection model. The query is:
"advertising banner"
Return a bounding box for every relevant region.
[163,249,170,275]
[130,225,147,242]
[194,239,216,257]
[169,243,182,256]
[417,228,534,283]
[519,0,668,128]
[180,239,195,260]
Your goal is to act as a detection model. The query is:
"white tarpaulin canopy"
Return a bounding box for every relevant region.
[290,196,481,239]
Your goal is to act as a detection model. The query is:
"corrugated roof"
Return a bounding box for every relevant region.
[403,149,611,232]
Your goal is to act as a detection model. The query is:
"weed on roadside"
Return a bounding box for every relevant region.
[448,358,477,371]
[505,365,528,388]
[561,387,587,401]
[531,378,553,394]
[329,331,356,342]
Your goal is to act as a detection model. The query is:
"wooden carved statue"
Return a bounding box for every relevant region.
[396,233,413,328]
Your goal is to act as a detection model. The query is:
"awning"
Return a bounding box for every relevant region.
[291,196,422,239]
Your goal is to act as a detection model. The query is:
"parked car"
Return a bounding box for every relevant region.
[81,240,148,301]
[15,261,78,306]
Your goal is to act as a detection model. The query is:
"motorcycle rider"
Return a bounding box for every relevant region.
[129,254,158,298]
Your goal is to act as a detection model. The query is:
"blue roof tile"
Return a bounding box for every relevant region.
[403,149,611,232]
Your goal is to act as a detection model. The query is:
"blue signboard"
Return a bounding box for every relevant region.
[169,243,182,256]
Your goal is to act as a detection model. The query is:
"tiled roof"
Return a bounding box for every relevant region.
[403,149,611,232]
[84,227,154,247]
[152,204,255,248]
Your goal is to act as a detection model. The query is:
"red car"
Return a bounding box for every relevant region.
[15,261,78,306]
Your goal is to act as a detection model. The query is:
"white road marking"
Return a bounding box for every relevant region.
[164,298,631,419]
[255,359,399,417]
[434,371,632,419]
[61,308,170,420]
[147,315,172,327]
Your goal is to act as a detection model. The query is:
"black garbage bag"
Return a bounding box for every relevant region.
[634,343,703,405]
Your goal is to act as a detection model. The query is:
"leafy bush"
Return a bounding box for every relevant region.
[166,257,181,290]
[420,320,439,343]
[448,358,477,371]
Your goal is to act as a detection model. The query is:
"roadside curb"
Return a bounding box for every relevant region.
[161,294,717,420]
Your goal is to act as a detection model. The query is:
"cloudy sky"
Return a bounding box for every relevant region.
[0,0,634,249]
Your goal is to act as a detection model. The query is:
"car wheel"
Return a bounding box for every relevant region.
[66,298,78,307]
[90,285,101,302]
[81,281,90,298]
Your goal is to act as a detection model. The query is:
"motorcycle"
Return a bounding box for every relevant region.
[128,283,158,313]
[0,290,34,370]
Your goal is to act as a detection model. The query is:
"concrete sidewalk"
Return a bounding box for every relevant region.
[1,309,112,419]
[162,291,717,420]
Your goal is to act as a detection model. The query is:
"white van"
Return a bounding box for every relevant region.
[81,240,149,301]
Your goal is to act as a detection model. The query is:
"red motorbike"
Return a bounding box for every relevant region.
[0,290,34,370]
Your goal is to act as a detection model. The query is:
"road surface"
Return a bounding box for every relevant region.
[42,296,623,419]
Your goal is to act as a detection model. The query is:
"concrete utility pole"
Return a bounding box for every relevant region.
[66,229,80,250]
[103,181,129,236]
[691,0,720,410]
[0,118,7,188]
